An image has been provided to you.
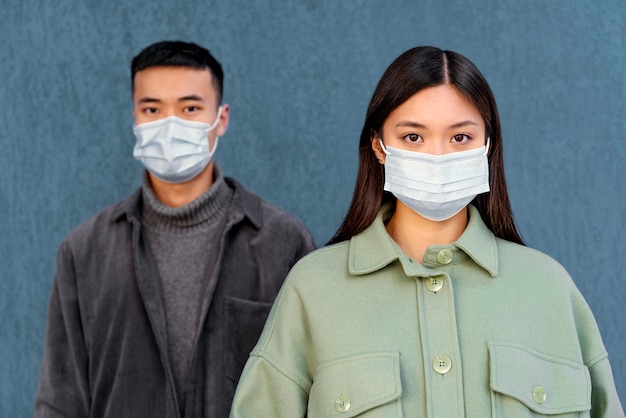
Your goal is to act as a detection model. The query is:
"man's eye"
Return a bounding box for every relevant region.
[451,134,470,143]
[184,106,200,112]
[403,133,423,143]
[143,108,158,114]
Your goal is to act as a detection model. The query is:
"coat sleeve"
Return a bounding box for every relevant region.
[588,357,625,418]
[34,239,90,417]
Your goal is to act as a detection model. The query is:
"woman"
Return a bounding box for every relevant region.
[230,47,624,417]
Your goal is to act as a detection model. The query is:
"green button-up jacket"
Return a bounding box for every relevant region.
[231,205,624,417]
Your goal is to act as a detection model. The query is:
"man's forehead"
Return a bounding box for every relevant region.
[133,66,217,99]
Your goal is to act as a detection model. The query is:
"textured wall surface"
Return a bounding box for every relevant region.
[1,0,624,414]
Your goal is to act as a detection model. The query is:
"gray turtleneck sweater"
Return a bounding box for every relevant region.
[140,167,234,411]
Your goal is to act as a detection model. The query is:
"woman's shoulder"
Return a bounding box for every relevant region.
[495,237,576,287]
[497,237,562,263]
[274,241,358,297]
[288,241,351,276]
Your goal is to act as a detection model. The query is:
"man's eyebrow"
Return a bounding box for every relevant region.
[179,94,204,102]
[137,95,206,104]
[137,97,161,104]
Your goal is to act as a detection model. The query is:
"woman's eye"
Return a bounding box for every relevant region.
[403,133,423,143]
[451,134,470,143]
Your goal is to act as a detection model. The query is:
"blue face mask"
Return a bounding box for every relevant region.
[380,138,490,221]
[133,108,222,183]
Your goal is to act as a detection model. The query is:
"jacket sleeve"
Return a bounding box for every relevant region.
[35,239,90,417]
[588,357,625,418]
[230,353,309,417]
[570,291,625,417]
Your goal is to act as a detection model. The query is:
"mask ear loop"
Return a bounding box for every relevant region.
[208,106,223,131]
[378,138,390,155]
[208,106,223,156]
[209,136,220,157]
[484,137,491,156]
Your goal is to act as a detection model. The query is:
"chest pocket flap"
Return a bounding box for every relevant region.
[488,341,591,415]
[308,352,402,417]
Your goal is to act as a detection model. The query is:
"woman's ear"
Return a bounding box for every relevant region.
[371,137,386,164]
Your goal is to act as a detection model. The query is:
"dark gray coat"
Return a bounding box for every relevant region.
[35,178,316,418]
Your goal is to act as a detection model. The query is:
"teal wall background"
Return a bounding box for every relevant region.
[1,0,624,414]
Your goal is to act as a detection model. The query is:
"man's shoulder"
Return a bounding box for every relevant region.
[228,178,308,228]
[63,189,140,246]
[227,177,316,246]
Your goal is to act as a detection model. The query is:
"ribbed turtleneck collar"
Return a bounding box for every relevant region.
[140,165,234,234]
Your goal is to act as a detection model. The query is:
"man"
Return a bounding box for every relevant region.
[35,40,316,417]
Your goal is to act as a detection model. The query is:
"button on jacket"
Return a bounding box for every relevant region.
[35,177,316,418]
[231,204,624,417]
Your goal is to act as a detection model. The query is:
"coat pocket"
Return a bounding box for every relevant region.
[307,352,403,418]
[488,341,591,417]
[224,296,273,382]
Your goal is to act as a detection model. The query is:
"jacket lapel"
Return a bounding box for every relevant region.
[130,218,181,415]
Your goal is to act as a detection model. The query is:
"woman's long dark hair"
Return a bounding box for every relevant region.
[328,46,524,245]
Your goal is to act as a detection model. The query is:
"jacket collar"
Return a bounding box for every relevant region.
[348,203,499,278]
[223,177,263,229]
[111,168,263,230]
[454,205,499,277]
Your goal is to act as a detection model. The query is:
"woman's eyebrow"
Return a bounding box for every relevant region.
[448,120,480,129]
[394,121,427,129]
[393,120,480,129]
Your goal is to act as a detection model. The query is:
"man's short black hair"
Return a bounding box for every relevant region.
[131,40,224,103]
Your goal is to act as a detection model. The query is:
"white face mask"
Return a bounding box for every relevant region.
[380,138,490,221]
[133,108,222,183]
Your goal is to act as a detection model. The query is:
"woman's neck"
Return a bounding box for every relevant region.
[385,201,469,263]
